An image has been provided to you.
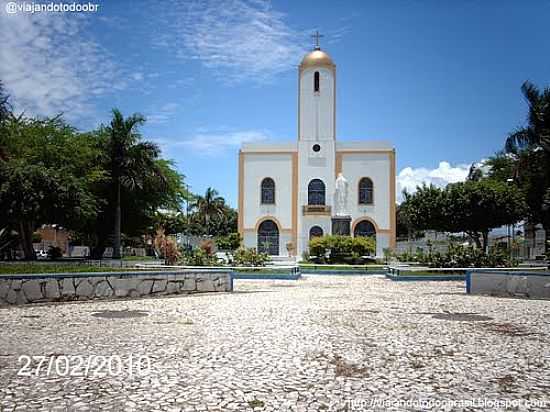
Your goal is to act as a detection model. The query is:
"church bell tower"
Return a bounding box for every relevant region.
[296,33,338,256]
[298,32,336,141]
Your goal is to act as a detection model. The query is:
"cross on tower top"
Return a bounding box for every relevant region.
[311,31,323,50]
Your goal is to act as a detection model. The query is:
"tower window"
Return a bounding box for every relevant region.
[314,71,320,92]
[261,178,275,204]
[308,179,326,205]
[358,177,374,204]
[312,144,321,152]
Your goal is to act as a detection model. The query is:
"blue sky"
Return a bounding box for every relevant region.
[1,0,549,206]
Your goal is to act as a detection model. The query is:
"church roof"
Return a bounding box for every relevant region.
[300,48,335,70]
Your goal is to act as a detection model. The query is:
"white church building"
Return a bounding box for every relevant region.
[238,42,396,258]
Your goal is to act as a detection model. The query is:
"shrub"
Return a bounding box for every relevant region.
[163,237,181,265]
[394,243,514,268]
[181,248,218,266]
[152,228,181,264]
[351,236,376,258]
[233,247,270,267]
[308,235,376,264]
[153,228,166,258]
[47,246,63,260]
[216,233,242,252]
[199,239,215,256]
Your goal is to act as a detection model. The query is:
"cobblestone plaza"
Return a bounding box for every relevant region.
[0,275,549,411]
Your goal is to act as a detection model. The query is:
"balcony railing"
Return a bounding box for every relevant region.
[302,205,331,215]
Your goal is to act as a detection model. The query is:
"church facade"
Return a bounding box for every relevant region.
[238,45,396,258]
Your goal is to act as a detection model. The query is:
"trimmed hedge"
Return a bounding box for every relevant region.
[308,235,375,264]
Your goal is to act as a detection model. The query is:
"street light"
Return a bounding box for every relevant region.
[506,178,515,261]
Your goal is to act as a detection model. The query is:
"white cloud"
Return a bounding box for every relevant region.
[146,102,180,125]
[154,0,307,83]
[180,129,269,154]
[0,11,118,120]
[154,129,269,157]
[397,161,470,202]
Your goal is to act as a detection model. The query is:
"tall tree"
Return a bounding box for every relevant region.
[505,81,550,154]
[104,109,165,259]
[194,187,225,236]
[505,81,550,256]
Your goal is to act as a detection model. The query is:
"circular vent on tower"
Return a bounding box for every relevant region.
[312,144,321,152]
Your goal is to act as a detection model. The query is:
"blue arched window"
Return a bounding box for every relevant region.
[309,226,323,240]
[358,177,373,204]
[354,220,376,237]
[261,178,275,204]
[308,179,325,205]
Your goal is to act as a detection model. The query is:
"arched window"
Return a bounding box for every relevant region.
[308,179,326,205]
[354,220,376,237]
[314,71,320,92]
[309,226,323,240]
[258,220,279,255]
[261,178,275,204]
[358,177,374,204]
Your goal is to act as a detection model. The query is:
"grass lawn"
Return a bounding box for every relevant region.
[121,256,157,261]
[299,263,385,271]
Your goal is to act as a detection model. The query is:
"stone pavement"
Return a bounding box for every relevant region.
[0,275,549,411]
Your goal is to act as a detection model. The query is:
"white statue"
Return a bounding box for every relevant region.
[334,173,349,216]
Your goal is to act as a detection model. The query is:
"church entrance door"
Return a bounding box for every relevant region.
[258,220,279,255]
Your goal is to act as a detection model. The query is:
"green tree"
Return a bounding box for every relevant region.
[194,187,225,236]
[505,81,550,154]
[504,81,550,256]
[399,184,447,233]
[400,180,526,251]
[104,109,166,258]
[0,116,101,259]
[445,180,526,250]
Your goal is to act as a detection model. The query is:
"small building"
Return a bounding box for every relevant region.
[238,42,396,258]
[34,224,70,254]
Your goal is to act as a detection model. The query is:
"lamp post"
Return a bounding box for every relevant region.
[185,183,191,251]
[506,178,514,262]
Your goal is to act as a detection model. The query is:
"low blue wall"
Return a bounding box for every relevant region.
[231,266,301,281]
[300,265,387,275]
[386,273,466,282]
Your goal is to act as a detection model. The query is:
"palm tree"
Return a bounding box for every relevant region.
[505,81,550,260]
[106,109,165,258]
[0,80,13,162]
[195,187,225,236]
[505,81,550,154]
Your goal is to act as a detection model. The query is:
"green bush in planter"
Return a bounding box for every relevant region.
[308,235,375,264]
[233,247,271,267]
[216,233,242,252]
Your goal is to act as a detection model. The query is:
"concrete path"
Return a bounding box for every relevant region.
[0,275,549,411]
